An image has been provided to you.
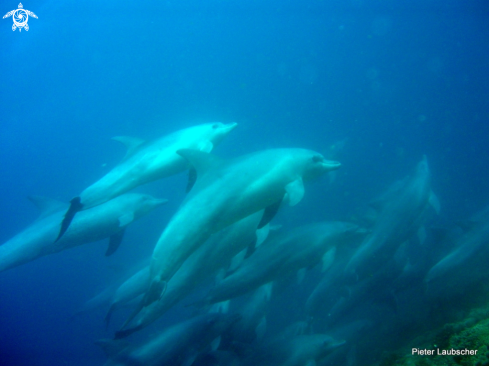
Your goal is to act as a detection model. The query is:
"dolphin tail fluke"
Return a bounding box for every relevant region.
[55,197,83,242]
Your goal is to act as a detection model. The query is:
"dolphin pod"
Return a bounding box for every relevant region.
[197,221,366,306]
[343,155,439,280]
[115,210,267,339]
[141,148,341,310]
[56,122,237,241]
[8,121,489,366]
[97,313,240,366]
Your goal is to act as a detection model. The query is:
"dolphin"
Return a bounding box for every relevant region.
[72,258,151,320]
[97,313,240,366]
[224,282,274,345]
[343,155,439,281]
[198,221,365,306]
[305,236,362,319]
[56,122,237,241]
[71,285,117,320]
[115,210,266,338]
[142,148,341,308]
[241,334,345,366]
[105,264,150,328]
[321,260,402,328]
[425,206,489,284]
[423,207,489,299]
[0,193,167,273]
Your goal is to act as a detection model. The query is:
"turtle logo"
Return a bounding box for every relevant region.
[3,3,37,32]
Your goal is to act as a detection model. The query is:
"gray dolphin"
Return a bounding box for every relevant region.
[98,313,240,366]
[424,206,489,297]
[0,193,167,273]
[105,264,150,328]
[241,334,345,366]
[56,122,237,241]
[72,258,150,320]
[225,282,274,344]
[115,210,266,338]
[199,221,365,305]
[343,155,439,280]
[143,148,340,307]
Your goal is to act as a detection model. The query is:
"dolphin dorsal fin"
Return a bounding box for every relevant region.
[177,149,222,177]
[28,196,67,219]
[112,136,147,159]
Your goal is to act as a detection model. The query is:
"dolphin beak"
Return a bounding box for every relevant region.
[322,160,341,171]
[225,122,238,133]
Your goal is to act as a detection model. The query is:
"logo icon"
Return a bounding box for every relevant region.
[3,3,37,32]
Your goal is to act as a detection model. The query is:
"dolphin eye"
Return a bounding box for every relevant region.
[212,124,220,129]
[312,155,324,163]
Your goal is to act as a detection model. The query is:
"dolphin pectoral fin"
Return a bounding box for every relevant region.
[143,279,167,306]
[255,223,270,248]
[284,178,305,206]
[186,167,197,193]
[177,149,222,177]
[55,197,83,242]
[321,247,336,272]
[209,300,230,314]
[105,303,116,329]
[210,336,221,352]
[198,140,214,153]
[258,197,283,229]
[106,229,125,256]
[118,213,134,227]
[228,249,247,272]
[118,302,144,334]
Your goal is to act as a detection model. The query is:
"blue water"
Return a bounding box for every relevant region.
[1,0,489,365]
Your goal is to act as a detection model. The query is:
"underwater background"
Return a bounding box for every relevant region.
[1,0,489,365]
